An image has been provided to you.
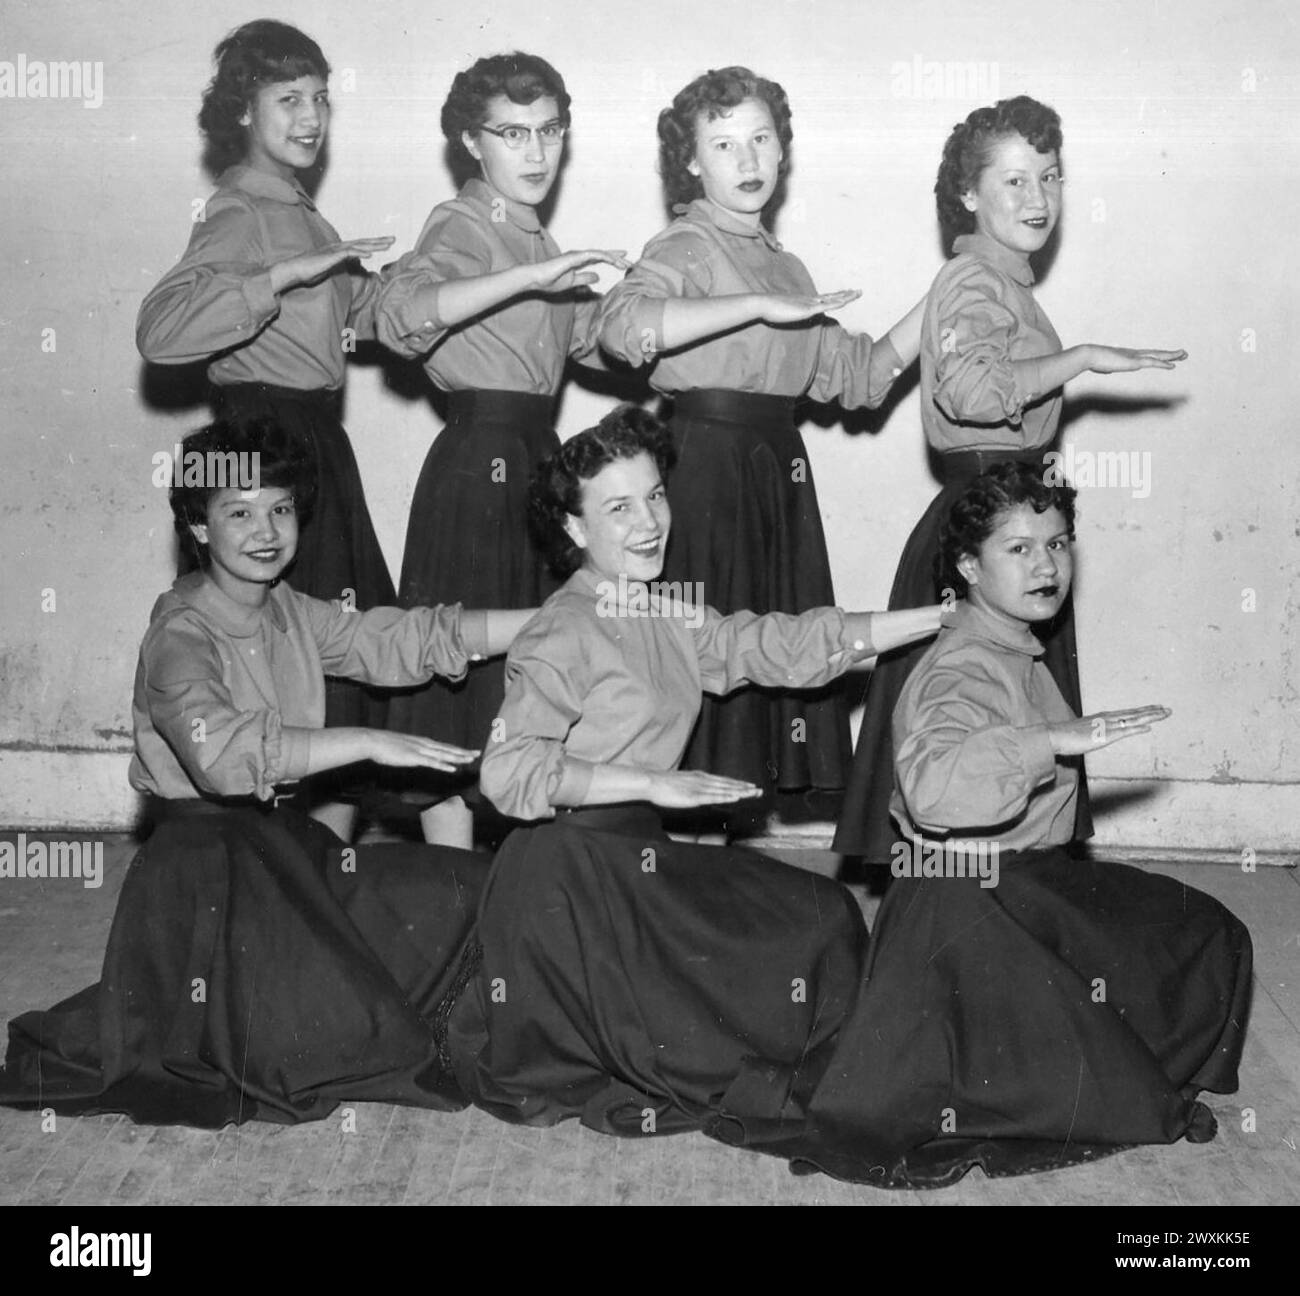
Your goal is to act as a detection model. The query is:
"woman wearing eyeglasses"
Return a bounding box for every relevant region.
[375,52,628,847]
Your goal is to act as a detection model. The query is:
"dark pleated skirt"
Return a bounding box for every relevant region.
[834,446,1093,859]
[209,382,395,732]
[663,390,850,791]
[0,799,487,1127]
[446,807,868,1133]
[714,849,1252,1188]
[388,391,560,768]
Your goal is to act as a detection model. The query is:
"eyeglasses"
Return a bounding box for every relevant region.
[477,121,567,149]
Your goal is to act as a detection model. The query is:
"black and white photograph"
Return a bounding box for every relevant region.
[0,0,1295,1233]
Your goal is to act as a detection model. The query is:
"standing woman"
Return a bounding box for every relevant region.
[375,53,627,847]
[137,21,446,839]
[835,95,1186,862]
[599,67,926,828]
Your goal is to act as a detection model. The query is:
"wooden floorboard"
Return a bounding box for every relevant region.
[1,832,1295,1205]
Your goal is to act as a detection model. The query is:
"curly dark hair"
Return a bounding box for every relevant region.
[441,52,571,177]
[528,405,676,578]
[940,459,1076,597]
[657,66,792,214]
[170,415,317,568]
[198,20,330,176]
[935,95,1063,255]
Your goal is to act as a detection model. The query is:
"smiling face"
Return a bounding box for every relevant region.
[463,94,564,207]
[563,453,670,584]
[241,75,329,181]
[687,96,782,226]
[191,485,299,605]
[958,503,1073,627]
[962,132,1062,257]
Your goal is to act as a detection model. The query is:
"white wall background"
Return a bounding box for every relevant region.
[1,0,1296,851]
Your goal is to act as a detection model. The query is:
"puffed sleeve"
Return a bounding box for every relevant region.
[136,192,281,364]
[690,605,855,695]
[300,594,485,686]
[372,205,494,358]
[569,293,607,369]
[806,321,904,410]
[930,261,1041,424]
[140,613,310,800]
[597,228,713,367]
[343,264,386,341]
[479,607,590,820]
[893,657,1057,833]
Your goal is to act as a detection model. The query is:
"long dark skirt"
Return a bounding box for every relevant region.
[834,447,1092,859]
[447,813,1250,1187]
[210,382,395,732]
[0,800,487,1127]
[388,391,559,798]
[715,849,1252,1188]
[446,807,868,1133]
[662,390,851,792]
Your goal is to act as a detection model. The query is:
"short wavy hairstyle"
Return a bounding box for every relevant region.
[935,95,1063,254]
[657,66,793,213]
[170,415,317,568]
[940,459,1077,598]
[441,52,571,175]
[198,20,330,176]
[528,405,676,579]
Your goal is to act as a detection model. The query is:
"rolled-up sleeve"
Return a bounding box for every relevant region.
[479,612,588,820]
[305,597,477,687]
[894,662,1057,833]
[598,233,711,366]
[807,323,903,409]
[142,617,308,800]
[136,195,280,364]
[930,264,1038,424]
[691,606,852,695]
[372,208,492,358]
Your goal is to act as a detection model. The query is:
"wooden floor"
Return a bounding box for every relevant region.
[1,833,1296,1206]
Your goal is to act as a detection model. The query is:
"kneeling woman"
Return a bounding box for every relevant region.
[0,418,532,1127]
[770,462,1252,1186]
[448,406,941,1135]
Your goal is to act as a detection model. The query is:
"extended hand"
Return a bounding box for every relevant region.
[366,731,480,772]
[754,289,861,325]
[532,249,631,292]
[1050,705,1172,756]
[1087,345,1187,374]
[646,770,763,809]
[270,237,397,293]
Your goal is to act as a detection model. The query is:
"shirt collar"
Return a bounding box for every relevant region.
[169,571,290,639]
[948,598,1045,657]
[221,163,317,211]
[462,177,543,233]
[683,197,783,252]
[953,232,1035,286]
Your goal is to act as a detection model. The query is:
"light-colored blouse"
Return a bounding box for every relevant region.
[136,166,386,391]
[597,199,902,405]
[374,178,602,393]
[891,600,1077,851]
[129,573,488,802]
[480,567,867,821]
[920,232,1063,453]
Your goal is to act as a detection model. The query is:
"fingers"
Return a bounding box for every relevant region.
[816,289,862,310]
[338,236,397,256]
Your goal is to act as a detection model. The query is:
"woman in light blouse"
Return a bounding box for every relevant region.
[0,416,532,1127]
[837,93,1187,864]
[598,67,928,827]
[451,405,941,1135]
[375,52,627,848]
